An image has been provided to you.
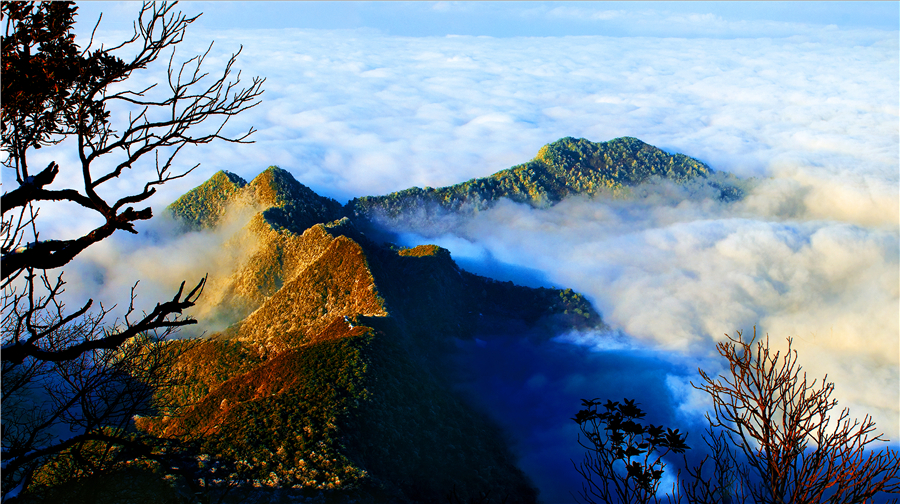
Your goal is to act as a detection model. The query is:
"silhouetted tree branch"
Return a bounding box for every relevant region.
[677,425,746,504]
[1,1,263,281]
[575,331,900,504]
[1,1,263,501]
[572,398,689,504]
[693,329,900,504]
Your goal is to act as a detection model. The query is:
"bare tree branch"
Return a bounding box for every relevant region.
[692,329,900,504]
[1,1,263,500]
[2,277,205,365]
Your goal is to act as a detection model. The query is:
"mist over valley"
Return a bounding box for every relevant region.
[60,134,898,502]
[22,5,898,501]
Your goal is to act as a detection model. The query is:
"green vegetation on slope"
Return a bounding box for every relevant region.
[167,166,343,233]
[140,322,375,493]
[157,338,266,413]
[248,166,345,234]
[348,136,743,221]
[128,211,595,501]
[137,317,541,502]
[235,233,389,354]
[168,170,247,230]
[344,333,539,503]
[55,144,629,503]
[377,243,602,344]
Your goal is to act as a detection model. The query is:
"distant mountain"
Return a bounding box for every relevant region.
[129,165,606,502]
[348,137,744,224]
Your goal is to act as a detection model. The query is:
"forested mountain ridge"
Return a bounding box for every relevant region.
[133,158,606,502]
[347,136,744,222]
[128,136,742,502]
[171,137,743,234]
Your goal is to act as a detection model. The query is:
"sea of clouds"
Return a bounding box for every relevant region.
[18,5,898,501]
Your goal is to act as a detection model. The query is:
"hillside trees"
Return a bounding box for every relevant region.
[1,1,264,500]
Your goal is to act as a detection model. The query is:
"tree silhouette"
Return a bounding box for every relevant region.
[1,1,263,500]
[693,329,900,504]
[574,331,900,503]
[572,398,689,504]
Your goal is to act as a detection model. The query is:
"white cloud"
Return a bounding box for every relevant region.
[41,23,897,213]
[19,13,899,500]
[393,184,899,438]
[57,202,261,329]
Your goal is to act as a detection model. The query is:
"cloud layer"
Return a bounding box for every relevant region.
[41,17,899,217]
[394,186,899,422]
[21,9,899,501]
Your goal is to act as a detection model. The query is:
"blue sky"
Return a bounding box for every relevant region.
[200,2,900,34]
[75,1,899,37]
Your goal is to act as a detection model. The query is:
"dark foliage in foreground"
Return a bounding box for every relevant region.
[1,1,262,500]
[576,331,900,504]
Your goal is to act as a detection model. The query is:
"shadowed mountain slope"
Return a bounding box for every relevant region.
[133,162,608,503]
[142,320,541,503]
[22,137,748,503]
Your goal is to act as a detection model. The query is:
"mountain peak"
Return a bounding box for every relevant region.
[245,166,345,234]
[167,170,248,230]
[534,136,645,164]
[169,166,343,235]
[533,136,710,185]
[348,136,738,222]
[219,170,249,186]
[247,166,308,207]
